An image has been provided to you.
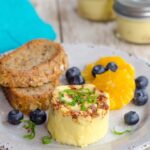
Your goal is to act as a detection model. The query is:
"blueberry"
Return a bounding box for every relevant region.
[8,109,24,125]
[68,75,85,85]
[106,62,118,72]
[66,67,81,81]
[124,111,139,125]
[29,109,47,125]
[135,76,148,89]
[133,90,148,106]
[92,65,105,77]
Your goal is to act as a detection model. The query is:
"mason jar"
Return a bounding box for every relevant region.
[77,0,116,21]
[114,0,150,44]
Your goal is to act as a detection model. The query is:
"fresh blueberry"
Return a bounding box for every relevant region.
[29,109,47,125]
[92,65,105,77]
[124,111,139,125]
[135,76,148,89]
[133,90,148,106]
[8,109,24,125]
[66,67,81,81]
[68,75,85,85]
[106,62,118,72]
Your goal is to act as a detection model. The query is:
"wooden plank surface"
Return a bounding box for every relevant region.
[58,0,150,61]
[32,0,150,61]
[31,0,60,42]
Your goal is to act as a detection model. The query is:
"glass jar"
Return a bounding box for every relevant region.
[114,0,150,44]
[77,0,116,21]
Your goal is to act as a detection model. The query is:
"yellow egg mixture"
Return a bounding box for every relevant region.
[48,84,109,147]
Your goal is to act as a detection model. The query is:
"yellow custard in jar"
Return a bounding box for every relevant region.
[78,0,116,21]
[114,0,150,44]
[116,16,150,44]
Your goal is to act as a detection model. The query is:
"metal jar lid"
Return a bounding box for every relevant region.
[114,0,150,18]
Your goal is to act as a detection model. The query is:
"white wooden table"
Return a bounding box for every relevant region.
[31,0,150,62]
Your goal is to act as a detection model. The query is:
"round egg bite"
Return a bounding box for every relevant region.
[47,84,109,147]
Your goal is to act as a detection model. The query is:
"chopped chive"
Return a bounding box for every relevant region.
[59,87,98,109]
[42,135,52,145]
[87,98,92,103]
[111,127,131,135]
[23,132,35,140]
[79,98,85,104]
[21,120,36,140]
[68,100,76,106]
[59,92,63,98]
[81,104,87,111]
[92,95,98,103]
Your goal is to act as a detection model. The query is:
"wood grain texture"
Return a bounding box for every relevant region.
[32,0,150,61]
[58,0,150,61]
[31,0,60,42]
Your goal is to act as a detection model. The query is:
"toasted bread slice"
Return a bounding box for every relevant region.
[0,39,68,88]
[2,45,68,114]
[3,79,60,115]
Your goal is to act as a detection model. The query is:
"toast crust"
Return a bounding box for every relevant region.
[3,79,60,115]
[0,39,67,87]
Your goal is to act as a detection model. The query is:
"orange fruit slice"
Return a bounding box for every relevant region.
[82,64,94,83]
[82,56,136,110]
[93,70,135,109]
[96,56,135,78]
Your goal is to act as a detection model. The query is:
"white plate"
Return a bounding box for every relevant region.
[0,44,150,150]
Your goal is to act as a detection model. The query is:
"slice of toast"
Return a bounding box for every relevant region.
[3,79,60,115]
[2,43,68,114]
[0,39,68,88]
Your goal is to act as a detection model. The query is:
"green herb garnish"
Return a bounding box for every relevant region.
[21,120,36,140]
[59,87,98,110]
[68,100,76,106]
[112,127,131,135]
[81,104,87,111]
[59,92,64,98]
[41,135,52,145]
